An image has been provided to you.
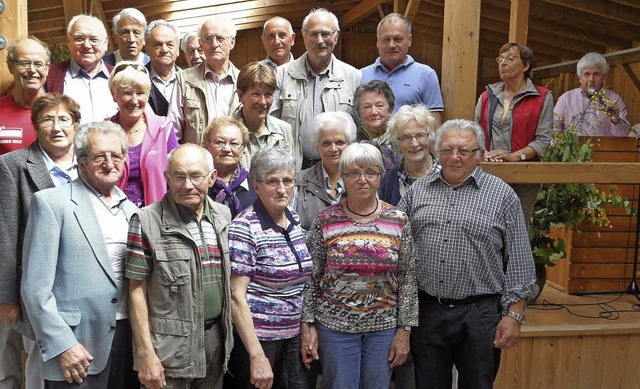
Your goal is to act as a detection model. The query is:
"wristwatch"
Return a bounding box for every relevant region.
[519,153,527,161]
[504,310,526,325]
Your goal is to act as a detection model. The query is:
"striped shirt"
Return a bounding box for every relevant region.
[229,200,312,340]
[302,201,418,333]
[125,201,224,320]
[398,166,536,309]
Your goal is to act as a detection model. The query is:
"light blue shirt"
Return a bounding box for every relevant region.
[39,142,78,187]
[64,59,118,123]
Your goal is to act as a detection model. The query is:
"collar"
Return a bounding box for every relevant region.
[175,196,214,224]
[69,58,109,79]
[305,55,333,78]
[38,141,77,171]
[253,198,298,233]
[321,164,344,191]
[263,52,295,69]
[80,174,128,208]
[149,66,177,82]
[204,61,236,82]
[115,50,145,65]
[374,55,414,73]
[428,165,482,188]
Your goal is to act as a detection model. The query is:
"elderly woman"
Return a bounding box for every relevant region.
[234,62,296,171]
[301,143,417,389]
[294,111,357,233]
[380,104,440,206]
[228,147,312,389]
[108,60,179,206]
[474,42,553,222]
[354,80,401,172]
[203,116,256,218]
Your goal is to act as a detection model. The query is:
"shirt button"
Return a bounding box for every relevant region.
[443,239,448,242]
[111,298,118,303]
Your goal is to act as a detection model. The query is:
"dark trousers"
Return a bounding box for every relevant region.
[225,332,307,389]
[45,319,138,389]
[411,293,502,389]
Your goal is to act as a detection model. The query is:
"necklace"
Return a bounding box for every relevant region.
[346,197,379,217]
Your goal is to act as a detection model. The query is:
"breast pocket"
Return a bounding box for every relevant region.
[281,91,301,121]
[154,247,191,291]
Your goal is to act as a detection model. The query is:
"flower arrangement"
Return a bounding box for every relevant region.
[530,127,633,266]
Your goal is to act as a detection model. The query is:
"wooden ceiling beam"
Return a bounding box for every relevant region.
[404,0,422,25]
[340,0,389,30]
[62,0,84,27]
[539,0,640,27]
[509,0,529,45]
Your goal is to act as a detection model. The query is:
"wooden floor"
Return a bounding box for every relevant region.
[495,286,640,389]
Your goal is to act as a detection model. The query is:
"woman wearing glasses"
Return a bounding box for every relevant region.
[379,104,440,206]
[474,43,553,222]
[228,147,312,389]
[203,116,256,219]
[301,143,417,389]
[233,62,296,171]
[108,61,179,206]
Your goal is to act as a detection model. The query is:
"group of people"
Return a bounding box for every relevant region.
[0,4,631,389]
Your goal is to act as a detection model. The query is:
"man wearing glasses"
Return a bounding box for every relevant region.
[21,121,139,388]
[361,13,444,127]
[0,38,50,156]
[126,144,233,389]
[168,16,241,145]
[271,8,361,170]
[45,15,117,123]
[103,8,150,66]
[398,119,535,389]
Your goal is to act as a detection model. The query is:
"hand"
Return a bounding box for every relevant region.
[388,329,410,368]
[58,343,93,384]
[300,322,319,369]
[493,316,521,349]
[484,149,509,162]
[250,355,273,389]
[137,353,166,389]
[605,104,621,124]
[0,303,20,325]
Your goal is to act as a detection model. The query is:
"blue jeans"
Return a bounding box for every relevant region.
[316,323,395,389]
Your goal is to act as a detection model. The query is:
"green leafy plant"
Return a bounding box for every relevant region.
[530,128,633,266]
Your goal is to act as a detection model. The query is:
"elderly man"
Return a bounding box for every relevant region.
[398,119,535,389]
[362,13,444,125]
[126,144,233,389]
[181,31,204,67]
[45,15,117,123]
[260,16,296,70]
[21,121,139,388]
[271,8,361,169]
[0,38,50,156]
[168,17,240,144]
[0,93,80,389]
[145,19,181,116]
[103,8,150,66]
[554,52,629,136]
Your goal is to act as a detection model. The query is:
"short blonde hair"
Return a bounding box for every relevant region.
[108,61,151,96]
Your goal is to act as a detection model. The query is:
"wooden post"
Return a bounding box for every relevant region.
[509,0,530,44]
[0,0,28,96]
[441,0,481,120]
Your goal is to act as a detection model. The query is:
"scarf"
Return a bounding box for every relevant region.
[213,165,249,216]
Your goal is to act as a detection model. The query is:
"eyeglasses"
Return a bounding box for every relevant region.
[342,171,381,180]
[257,178,295,188]
[361,103,390,114]
[397,133,429,144]
[111,63,149,77]
[304,29,339,40]
[495,55,521,64]
[89,152,125,165]
[439,148,479,157]
[40,116,74,129]
[201,35,234,45]
[169,170,213,185]
[73,35,103,46]
[13,60,49,71]
[206,139,244,150]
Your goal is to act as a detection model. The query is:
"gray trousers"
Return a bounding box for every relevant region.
[0,321,22,389]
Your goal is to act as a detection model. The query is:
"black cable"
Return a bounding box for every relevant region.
[527,293,640,320]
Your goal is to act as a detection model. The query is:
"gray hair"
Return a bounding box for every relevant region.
[74,121,128,160]
[339,143,385,176]
[249,147,295,183]
[302,8,339,32]
[577,52,609,76]
[145,19,180,46]
[6,37,51,65]
[388,104,436,148]
[198,16,237,39]
[310,112,357,151]
[263,16,294,35]
[435,119,485,159]
[112,8,147,36]
[167,143,214,172]
[67,15,108,39]
[354,80,395,116]
[180,31,199,53]
[377,13,412,34]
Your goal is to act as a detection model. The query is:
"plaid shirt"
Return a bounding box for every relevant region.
[398,166,535,309]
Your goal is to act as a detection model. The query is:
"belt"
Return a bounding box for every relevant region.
[204,317,221,330]
[419,290,498,306]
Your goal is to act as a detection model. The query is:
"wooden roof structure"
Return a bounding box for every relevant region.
[1,0,639,120]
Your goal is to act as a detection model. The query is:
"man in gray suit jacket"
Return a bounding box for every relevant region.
[21,121,139,388]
